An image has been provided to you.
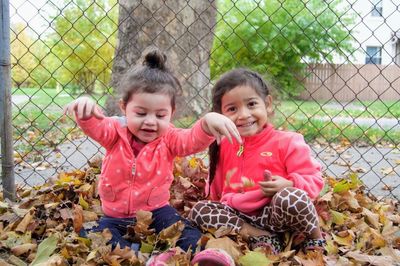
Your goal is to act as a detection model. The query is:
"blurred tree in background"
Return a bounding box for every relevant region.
[211,0,355,97]
[47,0,118,95]
[11,23,37,87]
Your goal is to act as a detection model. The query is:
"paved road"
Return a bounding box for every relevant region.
[13,138,400,200]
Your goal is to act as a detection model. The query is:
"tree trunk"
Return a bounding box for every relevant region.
[106,0,216,118]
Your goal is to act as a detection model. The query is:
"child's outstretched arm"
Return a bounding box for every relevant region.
[166,112,241,157]
[64,96,104,121]
[64,96,119,150]
[202,112,242,145]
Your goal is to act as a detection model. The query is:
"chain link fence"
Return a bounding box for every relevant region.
[1,0,399,200]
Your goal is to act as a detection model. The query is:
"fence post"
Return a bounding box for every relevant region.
[0,0,15,201]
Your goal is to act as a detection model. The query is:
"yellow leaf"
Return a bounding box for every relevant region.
[332,231,354,247]
[238,251,271,266]
[330,210,347,225]
[79,194,89,210]
[189,157,199,168]
[325,239,338,255]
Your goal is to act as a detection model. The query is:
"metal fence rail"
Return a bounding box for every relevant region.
[1,0,399,200]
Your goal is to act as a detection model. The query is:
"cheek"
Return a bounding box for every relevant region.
[158,119,170,131]
[127,118,140,130]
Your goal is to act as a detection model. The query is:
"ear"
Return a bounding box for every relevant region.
[119,99,126,115]
[265,95,273,115]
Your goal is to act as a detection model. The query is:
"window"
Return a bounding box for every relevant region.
[365,46,382,64]
[371,0,383,17]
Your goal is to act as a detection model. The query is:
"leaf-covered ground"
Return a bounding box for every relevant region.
[0,156,399,266]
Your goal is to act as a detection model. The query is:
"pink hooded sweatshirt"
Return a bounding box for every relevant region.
[210,124,323,215]
[77,116,214,218]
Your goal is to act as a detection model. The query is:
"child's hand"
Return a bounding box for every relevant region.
[258,170,293,197]
[202,112,242,144]
[64,96,104,120]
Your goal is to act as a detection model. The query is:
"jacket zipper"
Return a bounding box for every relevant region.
[238,140,245,192]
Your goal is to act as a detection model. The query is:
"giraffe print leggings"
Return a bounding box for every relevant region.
[189,187,319,236]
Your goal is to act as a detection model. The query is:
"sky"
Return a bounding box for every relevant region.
[9,0,59,35]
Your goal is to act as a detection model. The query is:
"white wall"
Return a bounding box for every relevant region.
[340,0,400,65]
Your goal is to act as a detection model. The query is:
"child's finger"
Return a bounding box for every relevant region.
[208,127,222,144]
[227,122,242,144]
[77,99,87,119]
[84,101,94,119]
[264,170,272,181]
[258,180,272,188]
[93,106,105,119]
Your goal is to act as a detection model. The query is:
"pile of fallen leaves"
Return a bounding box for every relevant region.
[0,156,399,266]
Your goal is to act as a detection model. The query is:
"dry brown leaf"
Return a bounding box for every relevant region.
[345,251,394,265]
[362,208,381,229]
[294,251,324,266]
[205,237,243,262]
[15,208,35,233]
[73,204,83,233]
[10,243,37,256]
[158,220,185,247]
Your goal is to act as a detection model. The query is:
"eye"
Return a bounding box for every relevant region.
[226,106,237,113]
[136,112,146,116]
[248,101,258,108]
[156,114,167,119]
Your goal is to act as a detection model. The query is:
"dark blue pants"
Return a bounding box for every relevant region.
[90,205,201,252]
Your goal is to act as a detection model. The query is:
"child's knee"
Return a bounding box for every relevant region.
[188,200,208,222]
[178,225,202,252]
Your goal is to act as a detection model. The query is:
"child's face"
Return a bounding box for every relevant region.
[120,92,173,144]
[220,85,272,137]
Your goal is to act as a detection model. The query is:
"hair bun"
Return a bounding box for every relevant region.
[143,48,167,70]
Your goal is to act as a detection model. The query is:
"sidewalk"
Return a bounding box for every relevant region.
[13,138,400,200]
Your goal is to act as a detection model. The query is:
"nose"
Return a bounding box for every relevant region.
[237,107,250,119]
[143,115,156,125]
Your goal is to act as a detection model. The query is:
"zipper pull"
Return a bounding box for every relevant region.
[236,145,244,157]
[131,161,136,175]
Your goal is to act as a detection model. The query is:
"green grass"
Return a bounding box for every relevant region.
[10,88,400,150]
[11,88,108,161]
[273,116,400,144]
[276,100,400,119]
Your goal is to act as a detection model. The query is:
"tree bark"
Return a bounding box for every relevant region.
[106,0,216,118]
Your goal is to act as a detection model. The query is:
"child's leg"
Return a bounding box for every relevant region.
[190,200,284,255]
[256,187,324,244]
[91,216,136,249]
[151,205,201,252]
[189,200,271,241]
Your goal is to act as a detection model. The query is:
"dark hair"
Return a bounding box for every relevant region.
[119,47,182,110]
[208,68,271,186]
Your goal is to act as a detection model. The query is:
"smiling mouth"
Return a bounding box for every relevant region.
[238,121,256,128]
[142,129,156,133]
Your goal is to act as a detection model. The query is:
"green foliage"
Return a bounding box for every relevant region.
[211,0,355,97]
[46,0,118,94]
[10,23,39,87]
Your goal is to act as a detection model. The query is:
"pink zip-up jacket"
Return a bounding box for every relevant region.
[77,116,214,218]
[210,124,323,215]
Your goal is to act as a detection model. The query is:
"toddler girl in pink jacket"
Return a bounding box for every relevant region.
[189,68,325,265]
[64,48,241,256]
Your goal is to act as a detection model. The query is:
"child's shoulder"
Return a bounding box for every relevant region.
[273,128,306,145]
[108,116,127,127]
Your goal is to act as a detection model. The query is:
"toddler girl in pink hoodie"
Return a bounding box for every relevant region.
[64,48,241,256]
